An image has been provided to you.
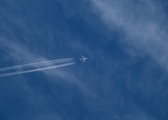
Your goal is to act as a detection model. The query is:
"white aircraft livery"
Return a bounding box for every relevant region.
[80,56,88,62]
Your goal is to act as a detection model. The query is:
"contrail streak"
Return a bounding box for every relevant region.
[0,58,74,72]
[0,62,75,77]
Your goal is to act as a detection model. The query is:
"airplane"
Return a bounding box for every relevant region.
[80,55,88,62]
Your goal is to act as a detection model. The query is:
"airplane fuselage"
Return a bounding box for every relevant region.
[80,56,87,62]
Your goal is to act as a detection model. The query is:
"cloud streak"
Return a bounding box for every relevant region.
[0,58,74,72]
[0,61,75,78]
[91,0,168,70]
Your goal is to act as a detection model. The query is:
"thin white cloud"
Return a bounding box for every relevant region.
[91,0,168,70]
[90,0,168,119]
[0,62,75,77]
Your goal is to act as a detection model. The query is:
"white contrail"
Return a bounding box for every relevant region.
[0,62,75,77]
[0,58,74,72]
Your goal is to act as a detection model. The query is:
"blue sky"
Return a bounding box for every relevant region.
[0,0,168,120]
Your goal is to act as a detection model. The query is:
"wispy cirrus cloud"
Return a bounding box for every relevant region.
[0,1,84,119]
[89,0,168,119]
[91,0,168,70]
